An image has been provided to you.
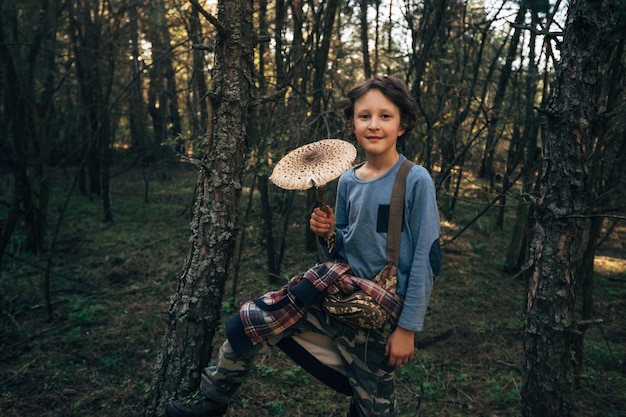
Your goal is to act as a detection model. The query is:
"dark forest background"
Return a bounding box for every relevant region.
[1,0,625,416]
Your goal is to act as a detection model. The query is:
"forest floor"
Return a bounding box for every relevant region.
[1,161,625,417]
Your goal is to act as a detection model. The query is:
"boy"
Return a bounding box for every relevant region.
[166,75,441,417]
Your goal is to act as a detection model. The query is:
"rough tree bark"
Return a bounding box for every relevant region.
[521,0,621,416]
[142,0,254,415]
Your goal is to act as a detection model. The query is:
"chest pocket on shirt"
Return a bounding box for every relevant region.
[376,204,405,233]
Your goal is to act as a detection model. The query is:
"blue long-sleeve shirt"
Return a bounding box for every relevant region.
[325,155,441,332]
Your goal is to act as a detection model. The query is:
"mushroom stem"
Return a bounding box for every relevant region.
[316,185,335,252]
[316,185,329,215]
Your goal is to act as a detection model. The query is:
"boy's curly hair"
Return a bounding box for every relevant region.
[336,75,419,142]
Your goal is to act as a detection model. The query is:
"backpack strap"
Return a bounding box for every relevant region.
[386,159,414,265]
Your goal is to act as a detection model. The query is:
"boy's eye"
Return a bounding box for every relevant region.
[358,114,370,119]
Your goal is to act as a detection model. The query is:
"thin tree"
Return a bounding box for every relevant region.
[306,0,341,251]
[478,0,528,186]
[0,0,63,255]
[147,0,183,162]
[187,6,211,141]
[69,0,119,222]
[521,0,623,415]
[359,0,372,77]
[128,3,147,153]
[142,0,254,415]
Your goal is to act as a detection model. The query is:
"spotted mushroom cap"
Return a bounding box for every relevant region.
[269,139,357,190]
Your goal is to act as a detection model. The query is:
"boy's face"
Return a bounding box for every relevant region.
[352,89,405,159]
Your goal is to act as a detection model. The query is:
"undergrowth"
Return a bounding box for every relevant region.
[1,162,625,416]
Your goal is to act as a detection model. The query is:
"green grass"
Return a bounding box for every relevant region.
[1,163,625,417]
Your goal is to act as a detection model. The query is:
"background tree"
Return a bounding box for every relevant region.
[478,0,528,187]
[128,3,149,162]
[504,0,564,273]
[69,0,116,221]
[0,0,65,256]
[185,6,211,143]
[359,0,373,77]
[146,0,183,163]
[575,23,626,323]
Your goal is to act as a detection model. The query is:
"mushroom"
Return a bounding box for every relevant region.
[269,139,357,250]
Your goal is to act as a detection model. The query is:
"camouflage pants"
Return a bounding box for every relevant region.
[201,304,399,417]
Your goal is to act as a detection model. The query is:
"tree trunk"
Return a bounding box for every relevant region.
[147,0,182,161]
[504,6,543,272]
[306,0,340,252]
[407,0,449,172]
[128,4,147,151]
[188,7,210,141]
[100,111,113,223]
[70,1,116,222]
[521,1,620,415]
[359,0,372,77]
[142,0,254,415]
[0,0,60,254]
[258,174,280,282]
[479,0,526,186]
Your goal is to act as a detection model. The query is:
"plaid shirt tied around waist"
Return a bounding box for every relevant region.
[225,262,404,354]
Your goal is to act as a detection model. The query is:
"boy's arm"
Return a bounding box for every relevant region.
[397,167,440,331]
[310,206,343,258]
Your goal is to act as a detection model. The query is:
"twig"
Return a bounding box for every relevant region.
[3,309,22,332]
[2,252,94,286]
[444,170,525,244]
[0,320,66,353]
[0,358,38,387]
[189,0,227,34]
[566,214,626,220]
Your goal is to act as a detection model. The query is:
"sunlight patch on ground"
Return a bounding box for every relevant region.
[595,255,626,277]
[441,219,457,229]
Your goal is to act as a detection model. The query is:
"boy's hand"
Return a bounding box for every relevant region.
[309,207,335,237]
[385,326,415,367]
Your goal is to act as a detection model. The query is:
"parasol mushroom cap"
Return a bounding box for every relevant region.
[269,139,357,190]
